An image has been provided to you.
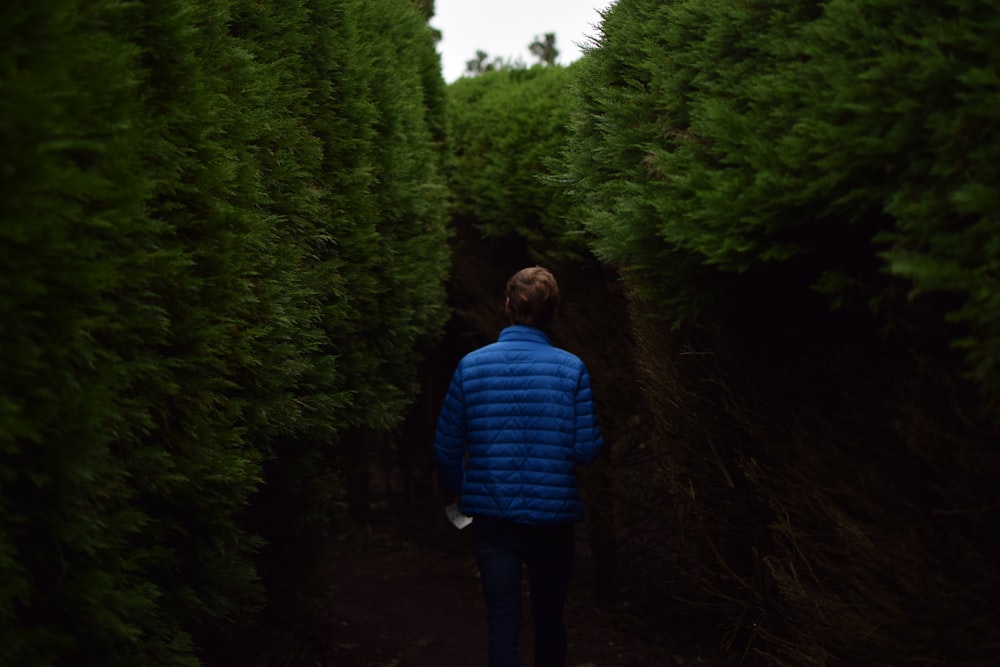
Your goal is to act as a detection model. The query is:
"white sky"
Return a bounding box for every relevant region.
[431,0,613,83]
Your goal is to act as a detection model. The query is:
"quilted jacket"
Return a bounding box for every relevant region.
[433,325,604,525]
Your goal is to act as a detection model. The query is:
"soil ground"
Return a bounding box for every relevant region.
[230,524,727,667]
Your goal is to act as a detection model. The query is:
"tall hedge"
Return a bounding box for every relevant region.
[561,0,1000,402]
[558,0,1000,664]
[0,0,449,664]
[1,3,174,662]
[446,65,590,263]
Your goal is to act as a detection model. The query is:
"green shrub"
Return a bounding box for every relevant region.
[558,0,1000,663]
[447,65,590,262]
[0,0,450,663]
[560,0,1000,401]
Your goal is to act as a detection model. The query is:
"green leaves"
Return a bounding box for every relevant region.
[559,0,1000,399]
[0,0,450,663]
[447,65,591,263]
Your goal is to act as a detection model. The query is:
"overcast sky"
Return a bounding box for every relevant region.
[431,0,613,83]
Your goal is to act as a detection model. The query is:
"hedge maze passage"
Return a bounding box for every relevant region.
[2,1,997,665]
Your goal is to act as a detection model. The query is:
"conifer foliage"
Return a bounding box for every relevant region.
[562,0,1000,401]
[0,0,449,664]
[447,65,588,262]
[558,0,1000,664]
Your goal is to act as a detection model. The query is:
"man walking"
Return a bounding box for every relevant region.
[434,266,605,667]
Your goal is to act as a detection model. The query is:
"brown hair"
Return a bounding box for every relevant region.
[505,266,559,328]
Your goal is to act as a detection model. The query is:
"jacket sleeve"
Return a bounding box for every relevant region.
[573,366,604,465]
[433,365,467,496]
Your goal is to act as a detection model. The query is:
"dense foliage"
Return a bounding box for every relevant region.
[556,1,1000,664]
[561,0,1000,402]
[0,1,449,664]
[446,65,590,263]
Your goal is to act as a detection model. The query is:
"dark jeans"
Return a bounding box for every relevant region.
[473,517,575,667]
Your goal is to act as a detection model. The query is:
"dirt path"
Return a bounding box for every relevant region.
[311,530,706,667]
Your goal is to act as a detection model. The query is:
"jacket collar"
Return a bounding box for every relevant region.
[498,325,551,345]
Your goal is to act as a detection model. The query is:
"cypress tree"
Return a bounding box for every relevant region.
[447,65,588,263]
[0,1,179,662]
[558,1,1000,663]
[561,0,1000,401]
[1,0,453,662]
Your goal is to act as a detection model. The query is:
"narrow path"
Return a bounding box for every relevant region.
[316,530,702,667]
[325,534,486,666]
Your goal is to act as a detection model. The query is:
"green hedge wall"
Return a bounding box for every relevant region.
[0,0,449,664]
[558,0,1000,664]
[446,65,591,263]
[560,0,1000,402]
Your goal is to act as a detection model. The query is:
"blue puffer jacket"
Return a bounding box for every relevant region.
[434,325,604,525]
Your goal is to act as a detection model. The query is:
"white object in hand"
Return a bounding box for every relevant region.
[445,502,473,530]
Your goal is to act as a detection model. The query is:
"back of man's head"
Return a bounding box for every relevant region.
[505,266,559,328]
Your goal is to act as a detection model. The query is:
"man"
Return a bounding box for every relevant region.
[434,266,605,667]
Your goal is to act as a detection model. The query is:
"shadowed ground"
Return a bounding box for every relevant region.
[221,525,717,667]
